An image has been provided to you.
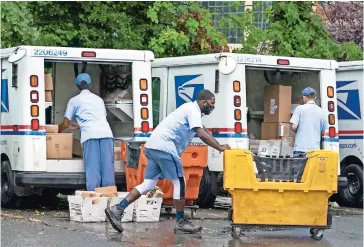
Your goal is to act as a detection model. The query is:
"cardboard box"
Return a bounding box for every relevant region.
[264,85,292,122]
[45,90,53,102]
[100,192,117,198]
[281,140,294,157]
[46,133,73,159]
[114,147,121,160]
[45,125,58,133]
[261,122,292,140]
[73,139,83,157]
[44,74,53,90]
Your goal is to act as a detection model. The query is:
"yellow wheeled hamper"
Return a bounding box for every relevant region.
[224,149,339,241]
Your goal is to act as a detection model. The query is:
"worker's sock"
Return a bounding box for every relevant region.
[176,211,184,221]
[118,199,129,209]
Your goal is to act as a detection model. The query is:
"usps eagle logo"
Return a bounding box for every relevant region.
[1,68,9,112]
[174,74,204,108]
[336,80,361,120]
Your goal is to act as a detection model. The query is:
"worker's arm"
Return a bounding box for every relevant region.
[290,107,301,132]
[194,127,229,152]
[59,99,76,133]
[202,125,226,150]
[187,109,230,152]
[58,117,70,133]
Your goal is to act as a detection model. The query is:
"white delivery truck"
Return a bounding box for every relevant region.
[1,46,154,206]
[152,53,346,208]
[336,61,363,207]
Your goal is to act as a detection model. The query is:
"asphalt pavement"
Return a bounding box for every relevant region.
[1,199,363,247]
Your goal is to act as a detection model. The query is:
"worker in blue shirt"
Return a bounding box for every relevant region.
[58,73,115,191]
[290,87,329,157]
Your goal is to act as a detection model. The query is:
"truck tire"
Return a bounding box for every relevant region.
[1,160,17,207]
[196,168,216,208]
[338,164,363,207]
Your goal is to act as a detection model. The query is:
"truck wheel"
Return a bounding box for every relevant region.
[196,168,216,208]
[338,164,363,207]
[1,160,17,207]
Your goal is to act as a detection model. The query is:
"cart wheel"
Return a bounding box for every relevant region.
[165,208,172,214]
[228,208,233,221]
[232,226,242,238]
[310,228,324,241]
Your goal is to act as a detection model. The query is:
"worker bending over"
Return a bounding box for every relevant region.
[105,90,231,234]
[58,73,115,191]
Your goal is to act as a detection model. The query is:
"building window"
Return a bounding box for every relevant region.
[200,1,271,44]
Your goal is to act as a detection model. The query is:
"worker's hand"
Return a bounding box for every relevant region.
[68,121,79,130]
[219,144,231,152]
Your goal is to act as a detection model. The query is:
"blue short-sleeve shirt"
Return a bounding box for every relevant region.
[145,101,203,157]
[64,90,113,144]
[290,101,328,152]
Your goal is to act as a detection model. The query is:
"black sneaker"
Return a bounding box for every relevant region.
[105,205,125,233]
[174,219,202,234]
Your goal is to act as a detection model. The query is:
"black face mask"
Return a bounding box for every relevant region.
[202,103,214,115]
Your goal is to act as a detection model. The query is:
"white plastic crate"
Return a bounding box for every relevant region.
[73,191,134,223]
[68,195,108,222]
[133,196,163,222]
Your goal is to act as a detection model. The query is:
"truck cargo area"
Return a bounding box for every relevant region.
[43,60,134,176]
[245,67,321,156]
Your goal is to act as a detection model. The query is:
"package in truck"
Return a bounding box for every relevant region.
[45,90,53,102]
[264,85,292,123]
[46,133,73,159]
[103,88,132,103]
[44,74,54,90]
[72,139,83,157]
[45,125,58,133]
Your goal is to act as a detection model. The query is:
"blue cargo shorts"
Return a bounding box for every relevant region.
[144,148,183,180]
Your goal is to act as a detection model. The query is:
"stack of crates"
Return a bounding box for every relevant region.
[121,141,208,206]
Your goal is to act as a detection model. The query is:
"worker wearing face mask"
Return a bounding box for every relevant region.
[105,89,231,234]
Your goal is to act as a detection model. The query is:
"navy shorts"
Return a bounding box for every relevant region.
[144,148,184,180]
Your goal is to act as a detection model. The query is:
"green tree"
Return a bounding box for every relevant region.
[1,1,228,57]
[147,1,228,57]
[231,1,363,61]
[1,2,40,48]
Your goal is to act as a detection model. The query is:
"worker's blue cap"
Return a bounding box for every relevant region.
[302,87,316,97]
[76,73,92,85]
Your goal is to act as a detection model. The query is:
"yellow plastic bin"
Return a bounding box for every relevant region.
[224,149,339,241]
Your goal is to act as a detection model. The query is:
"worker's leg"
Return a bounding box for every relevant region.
[156,151,202,234]
[99,138,115,187]
[105,148,160,232]
[117,148,161,207]
[171,177,186,220]
[82,139,101,191]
